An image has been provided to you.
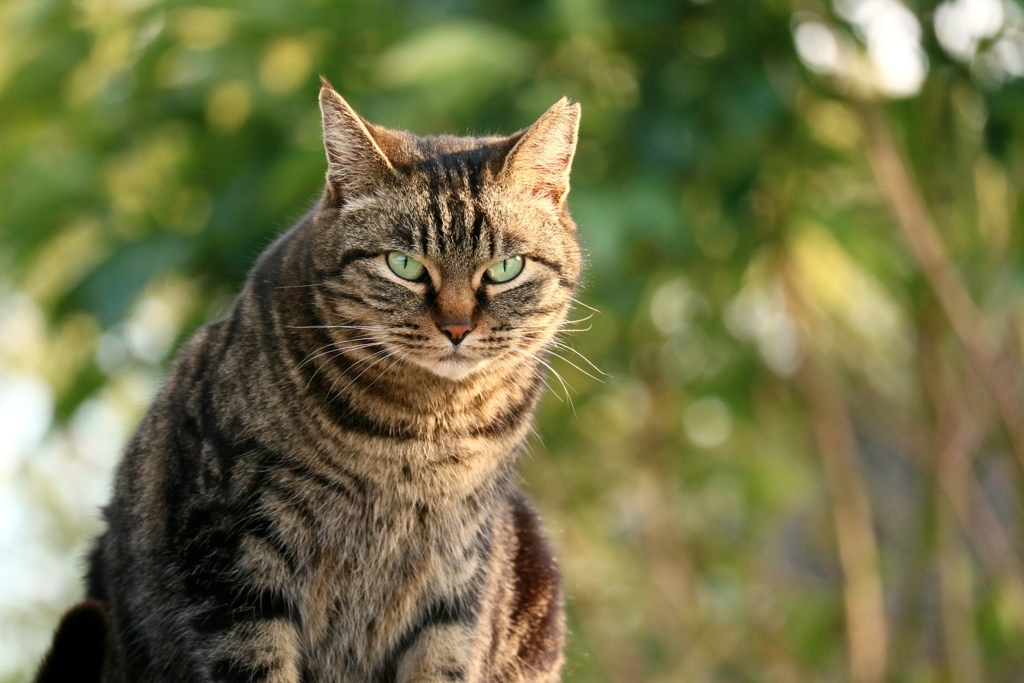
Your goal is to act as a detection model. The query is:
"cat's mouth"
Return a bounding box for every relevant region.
[411,347,487,380]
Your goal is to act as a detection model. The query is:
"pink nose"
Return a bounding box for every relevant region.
[438,320,474,344]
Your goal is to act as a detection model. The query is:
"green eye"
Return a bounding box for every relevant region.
[387,252,426,281]
[485,256,524,284]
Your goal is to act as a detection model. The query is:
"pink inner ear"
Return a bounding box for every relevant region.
[535,154,572,203]
[318,85,395,202]
[505,141,573,203]
[503,101,579,205]
[325,144,347,172]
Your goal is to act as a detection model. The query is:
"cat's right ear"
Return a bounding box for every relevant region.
[500,97,580,209]
[319,77,394,204]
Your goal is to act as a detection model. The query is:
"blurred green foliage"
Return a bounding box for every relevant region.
[4,0,1024,681]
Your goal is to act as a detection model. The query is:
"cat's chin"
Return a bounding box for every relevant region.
[412,354,487,381]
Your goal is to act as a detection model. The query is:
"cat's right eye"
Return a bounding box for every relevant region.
[386,252,426,281]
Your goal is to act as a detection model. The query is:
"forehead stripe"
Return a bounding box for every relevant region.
[424,163,445,253]
[446,191,468,252]
[466,162,485,199]
[470,209,485,256]
[393,219,415,250]
[421,156,490,257]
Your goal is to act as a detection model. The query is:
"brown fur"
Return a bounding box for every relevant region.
[37,81,581,683]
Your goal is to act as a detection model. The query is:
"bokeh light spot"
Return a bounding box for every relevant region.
[683,396,733,448]
[206,80,252,133]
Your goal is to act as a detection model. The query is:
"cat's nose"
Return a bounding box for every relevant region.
[437,319,474,345]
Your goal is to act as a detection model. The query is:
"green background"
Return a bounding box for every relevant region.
[3,0,1024,681]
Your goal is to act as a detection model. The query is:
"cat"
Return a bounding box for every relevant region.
[34,77,582,683]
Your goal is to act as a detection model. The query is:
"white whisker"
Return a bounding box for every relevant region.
[299,337,381,368]
[307,342,386,370]
[521,335,608,378]
[506,346,576,415]
[544,350,605,383]
[337,348,399,395]
[289,324,388,331]
[276,282,332,290]
[515,313,594,330]
[489,353,562,402]
[570,297,601,313]
[364,349,409,391]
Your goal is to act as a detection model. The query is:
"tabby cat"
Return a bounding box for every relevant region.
[35,79,582,683]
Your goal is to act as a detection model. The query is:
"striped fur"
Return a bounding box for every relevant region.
[38,82,581,683]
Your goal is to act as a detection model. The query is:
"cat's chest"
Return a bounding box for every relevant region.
[290,492,492,670]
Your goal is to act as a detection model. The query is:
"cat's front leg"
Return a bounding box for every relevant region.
[189,618,301,683]
[169,503,305,682]
[395,622,480,683]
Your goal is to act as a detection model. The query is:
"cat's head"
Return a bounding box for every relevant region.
[308,79,582,381]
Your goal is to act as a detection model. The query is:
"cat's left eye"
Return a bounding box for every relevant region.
[484,256,525,284]
[387,252,426,281]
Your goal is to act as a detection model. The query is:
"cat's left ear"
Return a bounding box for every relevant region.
[500,98,581,209]
[319,77,395,204]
